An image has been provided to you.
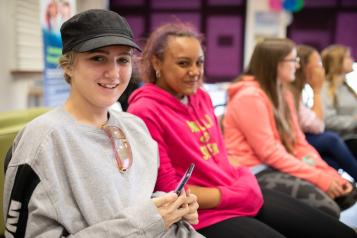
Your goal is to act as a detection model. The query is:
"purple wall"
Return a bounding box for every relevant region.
[124,16,145,42]
[151,13,200,31]
[304,0,357,7]
[208,0,244,6]
[110,0,245,82]
[152,0,201,9]
[112,0,357,82]
[206,16,242,77]
[111,0,144,6]
[303,0,337,7]
[290,29,332,51]
[336,13,357,58]
[288,1,357,60]
[341,0,357,7]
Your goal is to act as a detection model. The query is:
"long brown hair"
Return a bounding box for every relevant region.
[321,44,350,105]
[290,45,317,111]
[139,22,203,83]
[246,38,296,152]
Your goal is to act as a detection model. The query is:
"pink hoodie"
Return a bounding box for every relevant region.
[223,76,346,192]
[128,83,263,229]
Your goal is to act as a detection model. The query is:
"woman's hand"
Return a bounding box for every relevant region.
[182,189,199,225]
[152,192,190,230]
[326,179,344,199]
[307,66,325,92]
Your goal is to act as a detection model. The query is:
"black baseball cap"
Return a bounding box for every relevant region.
[60,9,141,54]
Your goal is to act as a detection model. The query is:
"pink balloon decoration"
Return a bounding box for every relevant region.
[269,0,283,12]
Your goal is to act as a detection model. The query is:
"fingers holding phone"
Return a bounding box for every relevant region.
[182,189,199,225]
[152,163,197,229]
[152,192,190,230]
[174,164,199,225]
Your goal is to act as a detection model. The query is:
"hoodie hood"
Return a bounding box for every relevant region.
[129,83,206,114]
[227,75,261,103]
[129,83,185,112]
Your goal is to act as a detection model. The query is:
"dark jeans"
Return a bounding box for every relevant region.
[345,138,357,161]
[306,131,357,182]
[198,189,357,238]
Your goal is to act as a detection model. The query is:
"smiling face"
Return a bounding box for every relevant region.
[153,36,204,99]
[277,48,300,83]
[64,45,133,111]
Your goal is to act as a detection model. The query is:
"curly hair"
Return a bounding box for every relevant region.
[58,51,77,84]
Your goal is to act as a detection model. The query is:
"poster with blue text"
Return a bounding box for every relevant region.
[41,0,76,106]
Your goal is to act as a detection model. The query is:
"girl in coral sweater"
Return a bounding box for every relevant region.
[223,38,355,219]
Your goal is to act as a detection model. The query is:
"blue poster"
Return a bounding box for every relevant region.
[41,0,75,106]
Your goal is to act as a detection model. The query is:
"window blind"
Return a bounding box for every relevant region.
[13,0,43,71]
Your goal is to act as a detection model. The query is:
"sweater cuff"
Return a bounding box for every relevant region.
[124,200,165,236]
[216,186,234,209]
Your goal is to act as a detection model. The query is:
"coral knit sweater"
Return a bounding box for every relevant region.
[223,76,347,192]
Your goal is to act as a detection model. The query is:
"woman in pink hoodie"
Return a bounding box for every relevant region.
[128,24,357,237]
[223,38,356,218]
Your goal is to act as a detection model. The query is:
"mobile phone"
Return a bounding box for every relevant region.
[174,163,195,195]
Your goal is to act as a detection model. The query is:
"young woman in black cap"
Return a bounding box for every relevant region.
[3,9,202,238]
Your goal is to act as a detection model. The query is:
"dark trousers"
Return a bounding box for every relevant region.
[198,189,357,238]
[345,138,357,161]
[306,131,357,182]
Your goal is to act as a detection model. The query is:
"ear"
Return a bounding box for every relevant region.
[151,56,162,72]
[64,65,74,77]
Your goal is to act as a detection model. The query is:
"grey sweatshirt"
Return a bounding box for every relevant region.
[3,107,165,237]
[321,81,357,139]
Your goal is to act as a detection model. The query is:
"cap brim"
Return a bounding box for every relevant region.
[74,35,141,52]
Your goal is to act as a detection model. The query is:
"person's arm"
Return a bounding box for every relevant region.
[4,163,166,238]
[187,185,221,209]
[298,101,325,134]
[231,93,334,192]
[311,89,324,120]
[321,84,357,132]
[129,97,262,213]
[190,168,263,213]
[132,109,221,208]
[307,66,325,120]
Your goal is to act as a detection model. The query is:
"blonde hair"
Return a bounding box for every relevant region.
[58,51,77,84]
[321,44,349,105]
